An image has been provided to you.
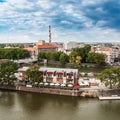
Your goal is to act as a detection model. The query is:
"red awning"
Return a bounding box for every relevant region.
[73,85,80,89]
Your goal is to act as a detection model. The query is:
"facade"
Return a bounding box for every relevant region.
[91,43,120,64]
[52,42,64,52]
[92,46,119,63]
[35,40,57,55]
[39,67,79,86]
[23,47,35,58]
[17,66,29,81]
[17,67,79,86]
[65,41,80,50]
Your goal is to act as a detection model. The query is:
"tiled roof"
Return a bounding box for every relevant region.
[37,45,56,49]
[100,48,110,51]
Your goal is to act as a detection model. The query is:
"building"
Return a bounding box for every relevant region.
[23,47,35,58]
[52,42,64,52]
[35,40,57,55]
[17,66,29,81]
[91,44,120,64]
[17,66,79,87]
[65,41,80,50]
[39,67,79,86]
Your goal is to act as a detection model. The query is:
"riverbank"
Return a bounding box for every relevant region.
[0,85,100,97]
[0,85,120,99]
[0,85,81,97]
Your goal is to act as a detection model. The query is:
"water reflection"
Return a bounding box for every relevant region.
[0,91,120,120]
[17,92,80,113]
[99,100,120,120]
[0,91,15,107]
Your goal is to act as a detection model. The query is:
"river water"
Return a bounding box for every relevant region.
[0,90,120,120]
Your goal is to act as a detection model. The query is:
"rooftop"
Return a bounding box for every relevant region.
[39,67,78,73]
[37,44,56,49]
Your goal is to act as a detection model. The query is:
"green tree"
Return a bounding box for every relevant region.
[38,52,46,60]
[24,65,43,85]
[0,48,30,60]
[69,51,82,64]
[0,61,18,85]
[87,52,105,64]
[75,56,82,65]
[59,53,69,65]
[69,51,78,63]
[51,52,62,61]
[99,67,120,89]
[72,45,91,63]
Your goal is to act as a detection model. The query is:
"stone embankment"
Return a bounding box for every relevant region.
[0,85,81,97]
[80,88,99,97]
[0,85,109,98]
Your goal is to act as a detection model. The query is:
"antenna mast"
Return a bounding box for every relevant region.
[49,25,51,43]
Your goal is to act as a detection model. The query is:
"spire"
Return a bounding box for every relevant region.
[49,25,51,43]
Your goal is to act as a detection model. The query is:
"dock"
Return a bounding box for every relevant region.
[99,96,120,100]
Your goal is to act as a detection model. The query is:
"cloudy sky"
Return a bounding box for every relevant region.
[0,0,120,43]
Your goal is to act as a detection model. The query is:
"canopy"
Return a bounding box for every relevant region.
[50,83,55,86]
[55,83,60,86]
[44,82,49,86]
[67,84,73,87]
[74,85,80,89]
[61,84,66,87]
[39,82,43,85]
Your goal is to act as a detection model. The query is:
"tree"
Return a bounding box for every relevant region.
[0,61,18,85]
[0,48,30,60]
[72,45,91,63]
[59,53,69,65]
[24,64,43,85]
[38,52,46,60]
[51,52,62,61]
[87,52,105,64]
[69,51,78,63]
[75,56,82,65]
[69,51,82,65]
[99,67,120,89]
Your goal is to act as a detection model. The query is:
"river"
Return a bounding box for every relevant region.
[0,90,120,120]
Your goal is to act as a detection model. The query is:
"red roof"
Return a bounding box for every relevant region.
[37,45,56,49]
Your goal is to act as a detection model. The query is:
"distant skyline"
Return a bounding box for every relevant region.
[0,0,120,43]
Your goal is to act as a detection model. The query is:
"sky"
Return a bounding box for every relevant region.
[0,0,120,43]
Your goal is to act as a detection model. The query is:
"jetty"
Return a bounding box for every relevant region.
[98,89,120,100]
[99,95,120,100]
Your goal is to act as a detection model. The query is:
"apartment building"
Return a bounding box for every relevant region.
[39,67,79,85]
[91,45,120,63]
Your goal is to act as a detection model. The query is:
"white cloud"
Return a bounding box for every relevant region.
[0,0,119,43]
[60,4,74,14]
[81,0,107,6]
[96,20,107,27]
[37,0,57,10]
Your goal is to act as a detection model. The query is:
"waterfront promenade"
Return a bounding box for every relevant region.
[0,85,81,97]
[0,85,120,99]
